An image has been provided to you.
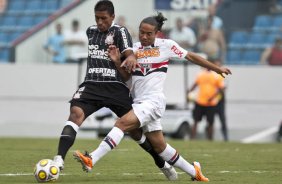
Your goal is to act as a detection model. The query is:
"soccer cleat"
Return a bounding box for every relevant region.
[73,150,93,172]
[160,162,178,181]
[53,155,64,171]
[192,161,209,182]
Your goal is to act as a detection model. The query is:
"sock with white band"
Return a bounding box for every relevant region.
[57,121,79,159]
[159,144,196,177]
[136,134,165,168]
[90,127,124,165]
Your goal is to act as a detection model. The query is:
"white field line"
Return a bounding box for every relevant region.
[1,170,281,177]
[241,126,278,143]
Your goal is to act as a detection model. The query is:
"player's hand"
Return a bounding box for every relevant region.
[217,67,232,78]
[107,45,121,64]
[121,54,140,73]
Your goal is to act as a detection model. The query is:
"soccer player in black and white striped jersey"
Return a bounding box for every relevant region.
[52,0,177,180]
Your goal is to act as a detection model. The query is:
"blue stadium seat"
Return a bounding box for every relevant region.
[226,50,241,65]
[2,16,17,26]
[42,0,59,11]
[0,32,9,43]
[253,15,273,31]
[7,31,22,42]
[33,15,48,25]
[267,28,282,35]
[241,50,261,65]
[264,34,278,47]
[7,0,26,11]
[228,31,249,49]
[246,32,266,49]
[0,48,9,62]
[26,0,42,10]
[271,16,282,30]
[0,0,63,49]
[18,16,34,27]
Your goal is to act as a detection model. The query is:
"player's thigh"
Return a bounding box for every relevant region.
[132,101,165,127]
[106,92,132,118]
[142,118,162,134]
[69,100,102,125]
[108,102,132,118]
[115,109,141,132]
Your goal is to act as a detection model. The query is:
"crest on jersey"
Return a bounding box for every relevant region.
[140,63,152,75]
[73,86,85,99]
[105,32,114,45]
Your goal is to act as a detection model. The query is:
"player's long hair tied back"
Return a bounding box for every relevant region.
[141,12,167,32]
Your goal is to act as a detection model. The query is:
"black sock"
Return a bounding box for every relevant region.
[139,138,165,168]
[57,125,77,160]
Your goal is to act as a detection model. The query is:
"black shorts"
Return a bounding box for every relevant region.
[70,82,132,119]
[192,102,216,125]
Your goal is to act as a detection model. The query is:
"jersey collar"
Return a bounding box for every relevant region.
[97,22,115,32]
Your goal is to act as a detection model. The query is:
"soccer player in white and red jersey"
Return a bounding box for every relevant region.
[74,12,232,181]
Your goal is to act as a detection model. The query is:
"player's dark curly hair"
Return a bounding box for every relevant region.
[140,12,167,32]
[95,0,114,15]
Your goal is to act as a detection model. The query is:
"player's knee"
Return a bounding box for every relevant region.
[128,129,143,141]
[69,106,84,124]
[153,142,166,154]
[149,138,166,153]
[115,118,128,132]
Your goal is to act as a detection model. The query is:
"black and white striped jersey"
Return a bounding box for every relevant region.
[84,23,133,85]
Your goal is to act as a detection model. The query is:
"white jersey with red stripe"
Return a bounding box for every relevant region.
[131,38,188,103]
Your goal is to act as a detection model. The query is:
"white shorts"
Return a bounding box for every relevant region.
[132,95,166,133]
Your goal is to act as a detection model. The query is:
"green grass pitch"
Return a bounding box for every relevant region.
[0,138,281,184]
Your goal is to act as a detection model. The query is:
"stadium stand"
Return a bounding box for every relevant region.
[0,47,9,62]
[26,0,41,11]
[264,33,278,47]
[271,15,282,31]
[226,50,242,65]
[253,15,273,32]
[0,0,74,63]
[246,32,266,49]
[8,0,26,12]
[241,50,261,65]
[228,31,249,50]
[227,13,282,65]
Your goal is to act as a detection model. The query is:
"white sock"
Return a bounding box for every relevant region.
[90,127,124,165]
[162,161,171,169]
[159,144,196,177]
[65,121,79,132]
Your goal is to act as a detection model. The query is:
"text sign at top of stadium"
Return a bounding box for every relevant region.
[155,0,217,10]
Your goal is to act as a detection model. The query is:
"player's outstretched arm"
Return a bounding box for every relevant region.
[186,52,232,78]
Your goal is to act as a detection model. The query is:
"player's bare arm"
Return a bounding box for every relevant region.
[108,45,121,63]
[108,45,131,81]
[120,51,140,73]
[186,52,232,78]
